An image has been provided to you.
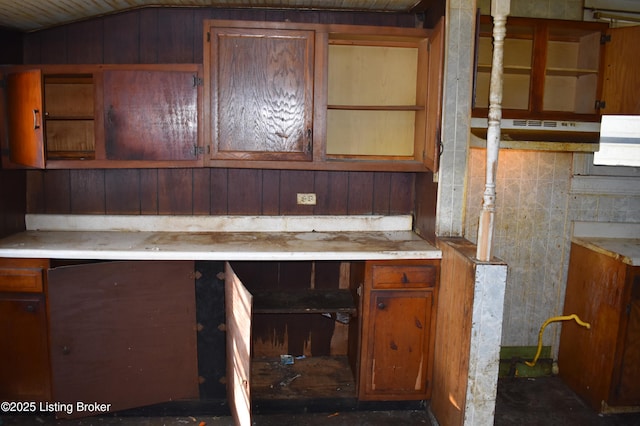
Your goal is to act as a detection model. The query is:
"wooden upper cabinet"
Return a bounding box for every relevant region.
[205,20,444,172]
[474,16,609,121]
[207,25,314,162]
[2,64,204,169]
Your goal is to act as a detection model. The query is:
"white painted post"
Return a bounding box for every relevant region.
[476,0,510,261]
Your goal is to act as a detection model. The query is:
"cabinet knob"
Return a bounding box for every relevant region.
[25,304,36,313]
[62,346,71,355]
[377,302,386,310]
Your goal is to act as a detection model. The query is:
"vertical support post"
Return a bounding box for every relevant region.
[476,0,510,261]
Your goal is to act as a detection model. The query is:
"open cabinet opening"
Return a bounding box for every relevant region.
[225,260,361,411]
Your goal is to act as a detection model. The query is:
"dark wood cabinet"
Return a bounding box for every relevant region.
[0,258,199,417]
[355,260,439,401]
[47,260,199,417]
[558,242,640,412]
[208,26,315,162]
[473,16,640,122]
[3,64,204,169]
[205,19,443,172]
[102,67,203,163]
[0,258,51,402]
[223,259,439,423]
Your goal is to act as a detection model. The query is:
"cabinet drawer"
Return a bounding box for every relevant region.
[371,264,436,289]
[0,268,45,292]
[0,259,48,293]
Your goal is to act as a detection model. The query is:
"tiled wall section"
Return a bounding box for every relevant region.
[465,149,573,348]
[466,149,640,349]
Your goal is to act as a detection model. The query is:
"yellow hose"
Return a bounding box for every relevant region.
[524,314,591,367]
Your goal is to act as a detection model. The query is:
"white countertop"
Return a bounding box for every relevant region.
[0,215,441,261]
[572,221,640,266]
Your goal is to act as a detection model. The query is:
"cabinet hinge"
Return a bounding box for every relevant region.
[595,100,606,110]
[193,145,209,156]
[193,76,204,87]
[207,32,211,42]
[627,303,632,316]
[601,34,611,44]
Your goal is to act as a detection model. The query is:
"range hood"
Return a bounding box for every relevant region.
[471,117,600,142]
[469,118,601,151]
[594,115,640,167]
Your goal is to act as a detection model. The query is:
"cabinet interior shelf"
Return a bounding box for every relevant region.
[327,105,423,111]
[252,289,356,314]
[47,151,95,160]
[545,68,599,77]
[477,65,532,74]
[45,116,94,120]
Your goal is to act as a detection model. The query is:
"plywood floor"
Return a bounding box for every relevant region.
[252,355,356,400]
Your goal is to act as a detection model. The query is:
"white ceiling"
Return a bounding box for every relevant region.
[0,0,425,32]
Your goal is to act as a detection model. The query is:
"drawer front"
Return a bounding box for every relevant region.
[371,264,437,289]
[0,268,45,293]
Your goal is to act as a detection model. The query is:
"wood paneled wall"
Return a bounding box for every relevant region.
[0,29,26,237]
[27,168,414,216]
[0,170,26,237]
[18,7,432,221]
[22,7,416,65]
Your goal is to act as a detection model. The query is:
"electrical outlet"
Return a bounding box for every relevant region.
[297,193,317,205]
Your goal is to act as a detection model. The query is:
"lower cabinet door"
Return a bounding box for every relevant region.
[224,261,253,426]
[360,289,434,400]
[47,260,198,418]
[0,293,51,401]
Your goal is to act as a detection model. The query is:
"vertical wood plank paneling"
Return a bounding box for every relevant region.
[103,11,140,63]
[39,27,67,64]
[314,171,348,215]
[372,172,392,215]
[209,168,228,214]
[227,169,262,214]
[347,172,374,214]
[279,170,315,215]
[139,169,159,214]
[414,172,437,242]
[156,8,197,63]
[26,171,45,214]
[19,7,424,220]
[389,172,414,214]
[139,8,159,64]
[192,168,211,214]
[70,169,105,214]
[0,170,26,238]
[158,169,193,214]
[66,20,103,63]
[22,32,42,64]
[261,170,281,215]
[43,170,71,213]
[105,169,141,214]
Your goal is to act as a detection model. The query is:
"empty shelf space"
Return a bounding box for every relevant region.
[252,289,356,314]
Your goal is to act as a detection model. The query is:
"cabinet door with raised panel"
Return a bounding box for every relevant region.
[362,290,434,400]
[358,260,438,401]
[208,26,314,162]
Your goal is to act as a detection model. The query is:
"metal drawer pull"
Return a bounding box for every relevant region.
[33,109,40,129]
